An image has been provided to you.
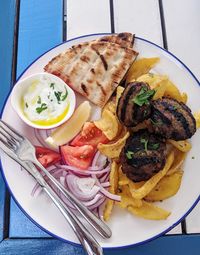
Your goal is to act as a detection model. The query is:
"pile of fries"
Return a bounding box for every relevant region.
[94,57,200,221]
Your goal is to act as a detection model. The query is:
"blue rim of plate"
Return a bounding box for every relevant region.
[1,33,200,250]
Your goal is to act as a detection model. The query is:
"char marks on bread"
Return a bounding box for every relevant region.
[44,33,138,107]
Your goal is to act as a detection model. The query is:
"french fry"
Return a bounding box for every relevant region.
[129,151,174,200]
[103,161,119,221]
[127,201,171,220]
[98,132,129,159]
[168,139,191,152]
[145,171,183,201]
[126,57,160,83]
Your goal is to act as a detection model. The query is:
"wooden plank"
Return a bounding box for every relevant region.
[1,235,200,255]
[9,0,63,238]
[113,0,163,46]
[162,0,200,234]
[0,0,17,242]
[66,0,111,40]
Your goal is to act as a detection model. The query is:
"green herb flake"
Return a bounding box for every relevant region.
[36,103,48,114]
[192,156,195,159]
[50,83,55,89]
[132,86,155,106]
[149,143,160,150]
[126,150,134,159]
[54,91,62,104]
[140,138,148,153]
[61,88,68,101]
[25,102,28,108]
[37,96,41,104]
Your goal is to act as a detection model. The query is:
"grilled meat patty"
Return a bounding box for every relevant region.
[117,82,154,127]
[151,97,196,140]
[120,129,166,182]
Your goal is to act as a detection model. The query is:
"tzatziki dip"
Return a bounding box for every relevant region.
[22,75,70,126]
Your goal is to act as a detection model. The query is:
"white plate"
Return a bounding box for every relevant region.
[1,34,200,249]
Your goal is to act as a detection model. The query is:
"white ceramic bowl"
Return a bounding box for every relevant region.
[11,72,76,129]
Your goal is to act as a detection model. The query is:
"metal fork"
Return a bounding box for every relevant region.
[0,139,103,255]
[0,119,111,240]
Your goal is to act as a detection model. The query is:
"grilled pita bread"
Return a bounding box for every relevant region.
[44,40,138,107]
[98,32,135,48]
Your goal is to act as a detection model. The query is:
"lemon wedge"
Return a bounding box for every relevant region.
[46,101,91,148]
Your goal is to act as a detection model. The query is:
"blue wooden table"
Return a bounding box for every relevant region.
[0,0,200,254]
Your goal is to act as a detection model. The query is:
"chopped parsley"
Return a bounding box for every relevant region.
[132,86,155,106]
[37,96,41,104]
[140,138,148,153]
[192,156,195,159]
[126,150,134,159]
[54,91,62,104]
[50,83,55,89]
[61,88,68,101]
[36,103,48,114]
[149,143,160,150]
[25,102,28,108]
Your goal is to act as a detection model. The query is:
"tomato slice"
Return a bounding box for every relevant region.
[60,144,95,170]
[35,146,61,168]
[70,122,109,148]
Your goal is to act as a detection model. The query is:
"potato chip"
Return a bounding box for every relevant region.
[98,131,129,158]
[145,171,183,201]
[181,92,188,103]
[194,111,200,128]
[137,73,168,90]
[94,109,119,140]
[103,161,119,221]
[153,79,167,100]
[164,80,183,102]
[130,151,174,200]
[127,201,171,220]
[168,139,191,152]
[126,57,160,83]
[167,148,186,176]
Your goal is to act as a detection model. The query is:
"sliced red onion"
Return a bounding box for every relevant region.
[101,182,110,188]
[92,175,121,202]
[56,164,110,175]
[82,194,103,207]
[100,188,121,202]
[88,197,106,210]
[66,174,100,201]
